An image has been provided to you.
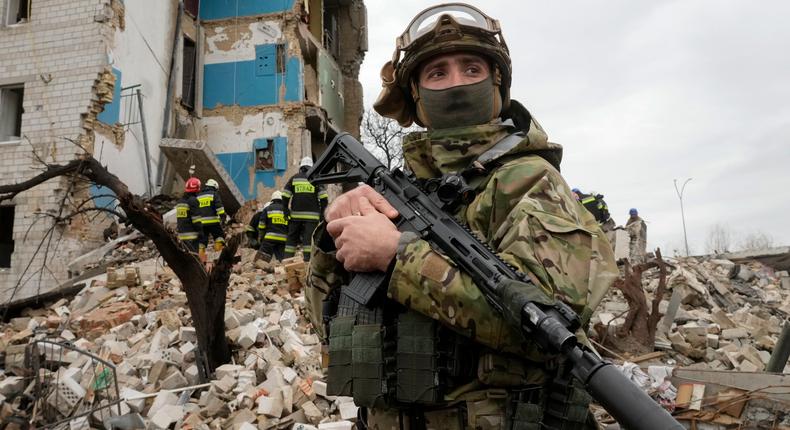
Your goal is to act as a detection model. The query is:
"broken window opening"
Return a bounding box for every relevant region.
[4,0,30,25]
[0,206,14,268]
[255,140,275,171]
[0,85,24,143]
[182,36,197,111]
[184,0,199,18]
[323,6,339,60]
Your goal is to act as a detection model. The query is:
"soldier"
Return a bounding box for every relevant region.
[282,157,329,261]
[307,4,618,429]
[176,177,206,261]
[626,208,648,264]
[197,178,226,251]
[257,191,289,262]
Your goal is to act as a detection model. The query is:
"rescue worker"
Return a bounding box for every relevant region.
[197,178,226,251]
[626,208,648,264]
[306,4,618,429]
[574,188,617,243]
[257,191,289,262]
[246,208,262,249]
[282,157,329,261]
[176,177,206,261]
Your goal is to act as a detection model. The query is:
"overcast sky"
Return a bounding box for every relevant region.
[358,0,790,255]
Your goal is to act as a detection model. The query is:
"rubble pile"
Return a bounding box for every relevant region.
[3,236,790,429]
[595,257,790,371]
[593,256,790,428]
[0,248,357,430]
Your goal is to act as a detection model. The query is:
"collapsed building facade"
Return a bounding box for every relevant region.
[0,0,367,305]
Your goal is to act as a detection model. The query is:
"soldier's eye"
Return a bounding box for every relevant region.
[427,70,445,79]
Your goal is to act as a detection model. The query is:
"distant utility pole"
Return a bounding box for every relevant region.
[674,178,692,257]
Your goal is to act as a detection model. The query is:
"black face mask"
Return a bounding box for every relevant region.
[418,76,500,129]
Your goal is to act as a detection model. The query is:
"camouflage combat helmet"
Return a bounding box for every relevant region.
[373,3,512,127]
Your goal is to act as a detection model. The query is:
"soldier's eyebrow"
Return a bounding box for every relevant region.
[422,58,450,72]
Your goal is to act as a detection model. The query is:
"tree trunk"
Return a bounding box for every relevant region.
[0,156,236,377]
[611,248,669,352]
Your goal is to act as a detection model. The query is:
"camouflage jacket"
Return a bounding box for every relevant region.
[307,117,618,361]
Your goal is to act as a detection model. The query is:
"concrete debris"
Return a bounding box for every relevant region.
[593,256,790,426]
[3,228,787,428]
[0,248,353,429]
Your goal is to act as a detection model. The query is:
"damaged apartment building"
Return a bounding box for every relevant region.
[0,0,367,305]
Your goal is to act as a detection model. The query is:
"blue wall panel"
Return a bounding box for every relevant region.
[284,57,302,102]
[98,68,122,125]
[200,0,295,20]
[216,143,288,200]
[203,62,236,108]
[203,55,303,109]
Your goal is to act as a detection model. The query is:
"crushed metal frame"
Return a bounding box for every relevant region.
[27,339,123,428]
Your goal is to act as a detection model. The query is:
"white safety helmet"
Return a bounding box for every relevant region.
[271,191,283,200]
[300,157,314,168]
[205,178,219,189]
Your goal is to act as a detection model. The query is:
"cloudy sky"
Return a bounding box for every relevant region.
[358,0,790,255]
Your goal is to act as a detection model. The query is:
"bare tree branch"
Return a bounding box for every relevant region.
[0,159,84,203]
[360,109,421,170]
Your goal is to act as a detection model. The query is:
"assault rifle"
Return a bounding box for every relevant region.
[307,133,682,430]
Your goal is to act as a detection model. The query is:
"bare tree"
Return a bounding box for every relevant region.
[360,109,420,170]
[603,249,670,354]
[739,231,775,251]
[0,146,238,379]
[705,222,732,254]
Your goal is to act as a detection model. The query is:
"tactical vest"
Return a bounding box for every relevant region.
[323,134,593,430]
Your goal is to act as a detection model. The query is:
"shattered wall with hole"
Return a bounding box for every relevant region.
[193,0,366,204]
[195,0,366,202]
[0,0,178,304]
[0,0,366,304]
[93,0,175,198]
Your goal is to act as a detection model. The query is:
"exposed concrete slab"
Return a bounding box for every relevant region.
[719,246,790,271]
[160,138,244,215]
[672,368,790,403]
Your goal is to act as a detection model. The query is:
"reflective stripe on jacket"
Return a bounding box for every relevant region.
[197,187,226,224]
[282,169,328,219]
[258,200,289,243]
[176,194,203,242]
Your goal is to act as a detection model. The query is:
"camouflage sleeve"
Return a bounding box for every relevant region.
[387,156,618,356]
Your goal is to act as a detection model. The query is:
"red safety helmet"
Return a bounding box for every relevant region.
[185,177,201,193]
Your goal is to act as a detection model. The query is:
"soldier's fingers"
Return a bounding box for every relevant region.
[326,195,351,221]
[326,218,353,238]
[358,185,398,218]
[358,196,377,216]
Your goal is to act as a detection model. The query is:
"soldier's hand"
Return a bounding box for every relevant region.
[325,184,399,222]
[327,197,400,272]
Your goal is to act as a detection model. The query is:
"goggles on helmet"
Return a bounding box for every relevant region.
[395,3,506,59]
